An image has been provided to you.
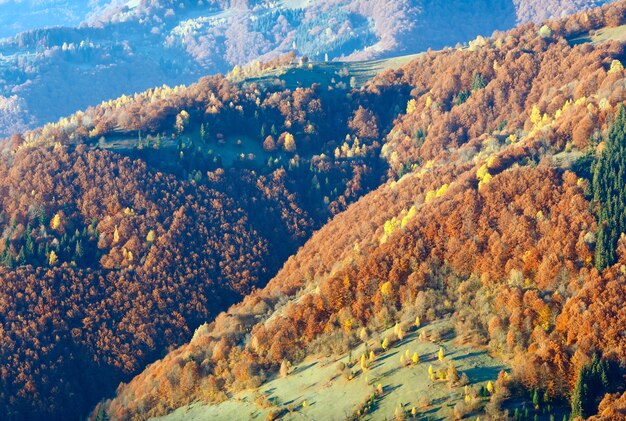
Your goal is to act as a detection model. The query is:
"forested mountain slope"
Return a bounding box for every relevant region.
[92,2,626,419]
[0,0,615,137]
[0,51,413,419]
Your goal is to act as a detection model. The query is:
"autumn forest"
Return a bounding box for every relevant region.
[3,1,626,420]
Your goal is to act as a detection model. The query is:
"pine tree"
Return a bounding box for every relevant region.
[280,360,289,378]
[38,204,46,226]
[593,105,626,270]
[25,232,34,257]
[16,246,25,265]
[75,240,83,259]
[571,367,588,419]
[571,354,613,418]
[95,406,109,421]
[471,72,486,91]
[200,123,206,144]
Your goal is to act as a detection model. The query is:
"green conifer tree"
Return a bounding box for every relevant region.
[593,105,626,270]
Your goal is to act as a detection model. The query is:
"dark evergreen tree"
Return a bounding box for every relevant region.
[200,123,206,144]
[454,89,471,106]
[95,406,109,421]
[593,105,626,270]
[38,204,46,227]
[532,389,540,407]
[16,246,25,265]
[570,354,614,418]
[471,72,486,91]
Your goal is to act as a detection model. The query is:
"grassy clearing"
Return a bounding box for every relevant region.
[241,53,422,90]
[567,23,626,45]
[154,319,506,420]
[94,128,273,169]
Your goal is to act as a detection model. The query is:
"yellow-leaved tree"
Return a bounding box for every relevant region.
[406,99,417,114]
[175,110,190,134]
[381,337,389,351]
[113,226,120,244]
[50,212,63,232]
[609,59,624,74]
[380,281,392,296]
[283,132,296,152]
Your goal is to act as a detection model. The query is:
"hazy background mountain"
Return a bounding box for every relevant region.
[0,0,614,137]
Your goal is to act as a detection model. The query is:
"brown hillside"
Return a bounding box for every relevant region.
[101,2,626,419]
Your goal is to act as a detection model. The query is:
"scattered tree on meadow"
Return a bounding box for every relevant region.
[382,337,389,351]
[280,360,290,378]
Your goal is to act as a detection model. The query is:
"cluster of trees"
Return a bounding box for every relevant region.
[379,0,626,177]
[0,15,419,418]
[4,2,626,419]
[593,104,626,270]
[0,142,324,419]
[571,354,618,418]
[513,0,616,24]
[103,4,626,419]
[19,61,410,220]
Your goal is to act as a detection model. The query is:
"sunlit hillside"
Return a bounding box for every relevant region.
[1,1,626,421]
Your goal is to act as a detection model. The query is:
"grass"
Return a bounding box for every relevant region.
[239,53,422,90]
[93,128,273,170]
[154,319,507,420]
[567,23,626,45]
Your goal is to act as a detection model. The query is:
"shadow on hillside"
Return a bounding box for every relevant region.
[376,350,399,363]
[464,364,506,383]
[294,361,318,374]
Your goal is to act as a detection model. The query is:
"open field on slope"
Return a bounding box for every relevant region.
[96,131,273,169]
[568,22,626,45]
[240,53,422,90]
[154,319,506,421]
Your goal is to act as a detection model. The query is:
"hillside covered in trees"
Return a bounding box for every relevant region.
[0,53,418,418]
[3,1,626,420]
[84,1,626,420]
[0,0,615,137]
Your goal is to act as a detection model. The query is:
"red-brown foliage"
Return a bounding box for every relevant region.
[102,4,626,419]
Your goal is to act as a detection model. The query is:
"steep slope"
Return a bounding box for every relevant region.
[0,0,615,136]
[100,2,626,419]
[0,37,419,419]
